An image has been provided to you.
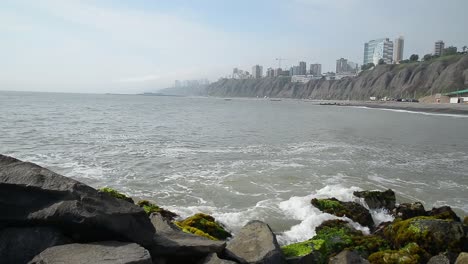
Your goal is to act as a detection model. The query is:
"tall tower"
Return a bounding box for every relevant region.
[393,36,404,63]
[434,40,445,56]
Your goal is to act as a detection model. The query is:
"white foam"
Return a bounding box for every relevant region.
[353,106,468,118]
[276,185,370,245]
[370,208,394,225]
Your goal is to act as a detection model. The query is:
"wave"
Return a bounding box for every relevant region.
[352,106,468,118]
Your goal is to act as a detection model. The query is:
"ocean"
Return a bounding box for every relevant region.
[1,91,467,244]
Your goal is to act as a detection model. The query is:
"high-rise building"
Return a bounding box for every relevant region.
[273,68,282,77]
[363,38,394,65]
[299,61,307,75]
[252,65,263,78]
[394,36,404,63]
[434,40,445,56]
[336,58,348,73]
[310,64,322,76]
[266,68,274,77]
[174,80,181,88]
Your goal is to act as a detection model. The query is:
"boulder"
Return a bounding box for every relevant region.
[456,252,468,264]
[28,241,152,264]
[353,189,396,210]
[226,220,286,264]
[384,216,465,255]
[311,198,374,228]
[0,227,69,264]
[428,206,461,221]
[368,243,429,264]
[392,202,426,220]
[174,213,232,240]
[329,250,370,264]
[137,200,178,220]
[427,254,450,264]
[202,253,238,264]
[0,155,155,246]
[150,231,226,258]
[150,212,180,234]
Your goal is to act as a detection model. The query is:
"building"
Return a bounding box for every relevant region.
[310,64,322,76]
[266,68,274,77]
[434,40,445,56]
[174,80,181,88]
[443,89,468,104]
[336,58,358,74]
[364,38,394,65]
[273,68,283,77]
[394,36,404,63]
[291,75,321,83]
[252,65,263,78]
[299,61,307,75]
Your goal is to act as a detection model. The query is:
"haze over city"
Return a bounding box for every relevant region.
[1,0,468,93]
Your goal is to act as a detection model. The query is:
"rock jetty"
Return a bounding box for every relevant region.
[0,154,466,264]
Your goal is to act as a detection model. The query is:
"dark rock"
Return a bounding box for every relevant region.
[28,241,152,264]
[311,198,374,228]
[137,200,178,221]
[328,250,370,264]
[150,212,180,234]
[226,220,286,264]
[284,253,318,264]
[174,213,232,240]
[372,221,391,237]
[392,202,426,220]
[0,155,155,246]
[464,216,468,226]
[353,189,395,210]
[427,254,450,264]
[428,206,461,221]
[0,227,70,264]
[201,253,238,264]
[455,252,468,264]
[150,231,226,258]
[384,216,465,255]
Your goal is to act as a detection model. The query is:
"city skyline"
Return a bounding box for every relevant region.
[1,0,468,93]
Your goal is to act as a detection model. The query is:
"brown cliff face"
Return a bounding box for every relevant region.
[206,54,468,100]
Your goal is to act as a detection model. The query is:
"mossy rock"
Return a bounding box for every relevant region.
[392,202,426,220]
[384,216,465,255]
[353,189,396,210]
[427,206,460,222]
[98,187,134,203]
[311,198,374,228]
[136,200,178,220]
[174,213,231,241]
[368,242,429,264]
[282,220,390,263]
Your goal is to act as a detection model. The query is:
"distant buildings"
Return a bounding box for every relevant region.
[273,68,283,77]
[336,58,358,74]
[434,40,445,56]
[232,68,251,79]
[252,65,263,79]
[266,68,274,77]
[299,61,307,75]
[309,64,322,76]
[174,79,209,88]
[364,38,394,65]
[393,36,404,63]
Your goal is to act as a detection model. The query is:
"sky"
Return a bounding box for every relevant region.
[1,0,468,94]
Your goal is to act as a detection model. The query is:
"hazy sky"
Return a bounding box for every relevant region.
[1,0,468,93]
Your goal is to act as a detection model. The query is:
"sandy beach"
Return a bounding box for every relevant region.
[324,101,468,115]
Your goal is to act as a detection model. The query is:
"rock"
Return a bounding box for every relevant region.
[353,189,395,210]
[174,213,232,240]
[150,231,226,258]
[284,253,318,264]
[456,252,468,264]
[311,198,374,228]
[372,221,391,237]
[428,254,450,264]
[202,253,238,264]
[464,216,468,226]
[150,212,180,234]
[428,206,461,221]
[392,202,426,220]
[98,187,134,203]
[329,250,370,264]
[0,155,155,246]
[226,220,286,264]
[368,243,429,264]
[0,227,70,264]
[137,200,178,220]
[384,216,465,255]
[28,241,152,264]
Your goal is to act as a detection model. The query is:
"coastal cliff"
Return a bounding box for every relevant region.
[206,54,468,100]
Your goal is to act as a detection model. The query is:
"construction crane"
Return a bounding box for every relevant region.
[275,58,286,69]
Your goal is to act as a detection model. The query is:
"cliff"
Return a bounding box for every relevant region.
[206,54,468,100]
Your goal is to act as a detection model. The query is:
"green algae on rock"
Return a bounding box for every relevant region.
[368,242,428,264]
[136,200,178,220]
[174,213,231,241]
[353,189,396,210]
[384,216,465,255]
[311,198,374,228]
[98,187,134,203]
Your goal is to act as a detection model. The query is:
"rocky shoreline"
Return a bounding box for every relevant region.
[1,154,467,264]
